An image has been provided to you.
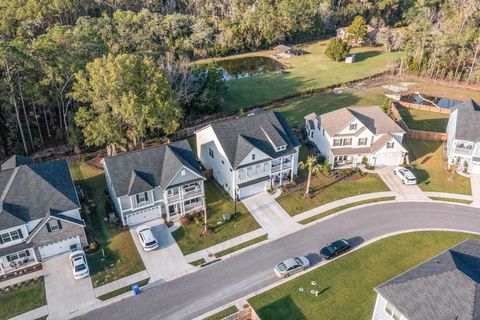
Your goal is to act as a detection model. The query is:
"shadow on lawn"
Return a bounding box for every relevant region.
[256,295,307,320]
[407,165,430,185]
[354,50,383,62]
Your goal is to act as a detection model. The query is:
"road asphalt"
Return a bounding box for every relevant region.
[75,202,480,320]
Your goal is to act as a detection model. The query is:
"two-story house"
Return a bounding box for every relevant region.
[305,106,407,168]
[372,239,480,320]
[103,140,206,226]
[195,109,300,199]
[0,155,87,275]
[446,99,480,174]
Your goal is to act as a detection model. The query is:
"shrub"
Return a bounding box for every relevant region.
[325,38,350,61]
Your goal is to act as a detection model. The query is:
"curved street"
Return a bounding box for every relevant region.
[75,202,480,320]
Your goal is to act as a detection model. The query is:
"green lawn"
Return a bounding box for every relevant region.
[396,106,449,132]
[98,278,150,301]
[0,279,46,320]
[429,197,473,204]
[212,41,401,111]
[299,196,396,225]
[70,162,145,288]
[203,305,239,320]
[405,139,471,195]
[190,258,206,267]
[249,231,480,320]
[215,235,268,257]
[277,173,389,216]
[172,180,260,255]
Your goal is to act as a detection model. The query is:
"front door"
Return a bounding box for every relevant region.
[169,203,181,218]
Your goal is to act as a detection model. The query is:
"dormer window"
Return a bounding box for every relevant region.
[252,154,256,160]
[349,123,357,131]
[181,169,185,176]
[276,145,287,152]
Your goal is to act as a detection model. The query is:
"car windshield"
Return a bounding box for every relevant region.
[145,240,157,246]
[277,263,287,271]
[75,264,86,272]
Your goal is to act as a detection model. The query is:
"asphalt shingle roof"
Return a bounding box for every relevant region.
[453,99,480,142]
[103,140,204,198]
[375,239,480,320]
[207,111,300,169]
[0,156,80,229]
[0,155,33,171]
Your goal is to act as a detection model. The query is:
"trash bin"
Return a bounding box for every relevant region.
[132,283,140,295]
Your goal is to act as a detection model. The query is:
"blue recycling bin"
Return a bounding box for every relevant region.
[132,283,140,295]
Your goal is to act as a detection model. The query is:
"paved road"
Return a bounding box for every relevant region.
[76,202,480,320]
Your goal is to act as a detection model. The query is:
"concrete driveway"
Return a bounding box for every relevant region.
[130,220,195,282]
[376,166,430,201]
[242,192,301,238]
[471,173,480,207]
[43,253,97,319]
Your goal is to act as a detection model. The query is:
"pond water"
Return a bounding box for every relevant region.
[401,94,461,109]
[216,57,284,81]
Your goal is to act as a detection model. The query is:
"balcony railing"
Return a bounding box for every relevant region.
[167,187,203,202]
[271,164,281,172]
[237,172,269,184]
[132,198,154,210]
[454,147,473,155]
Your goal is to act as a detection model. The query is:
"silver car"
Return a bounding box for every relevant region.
[274,256,310,278]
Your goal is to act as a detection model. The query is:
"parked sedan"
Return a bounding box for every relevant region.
[393,167,417,185]
[274,256,310,278]
[69,250,89,280]
[320,239,351,260]
[136,225,159,251]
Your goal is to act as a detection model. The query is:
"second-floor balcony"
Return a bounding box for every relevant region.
[132,198,154,210]
[167,184,203,203]
[455,142,474,155]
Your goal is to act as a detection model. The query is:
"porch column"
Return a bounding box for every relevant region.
[32,249,38,263]
[279,172,283,186]
[202,197,206,212]
[290,169,294,182]
[0,263,4,275]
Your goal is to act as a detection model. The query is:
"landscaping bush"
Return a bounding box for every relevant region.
[325,38,350,61]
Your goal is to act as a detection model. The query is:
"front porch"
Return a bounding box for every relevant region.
[270,169,294,189]
[0,247,40,276]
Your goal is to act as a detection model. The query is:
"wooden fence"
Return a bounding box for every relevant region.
[222,307,261,320]
[172,115,238,141]
[397,101,452,114]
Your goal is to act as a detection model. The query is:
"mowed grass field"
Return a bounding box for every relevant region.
[211,41,401,110]
[249,231,480,320]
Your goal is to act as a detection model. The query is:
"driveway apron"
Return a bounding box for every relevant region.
[43,253,97,319]
[130,220,195,282]
[376,166,430,201]
[242,192,301,238]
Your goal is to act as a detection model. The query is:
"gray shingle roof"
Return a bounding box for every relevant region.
[375,239,480,320]
[453,99,480,142]
[0,155,33,171]
[103,140,204,198]
[206,111,300,169]
[0,158,80,229]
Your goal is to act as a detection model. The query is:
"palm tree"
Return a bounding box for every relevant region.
[298,155,322,196]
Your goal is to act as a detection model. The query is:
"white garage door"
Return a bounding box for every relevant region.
[125,207,161,226]
[375,152,403,166]
[39,236,80,259]
[471,162,480,174]
[239,181,267,199]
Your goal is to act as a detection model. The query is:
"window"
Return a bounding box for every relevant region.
[334,155,348,162]
[310,131,313,138]
[392,309,401,320]
[136,192,148,204]
[343,138,352,146]
[385,302,394,316]
[6,250,30,262]
[322,129,325,136]
[255,164,261,174]
[358,138,368,146]
[229,168,233,172]
[181,169,185,176]
[385,302,401,320]
[47,220,62,232]
[349,123,357,130]
[221,160,224,165]
[333,139,342,146]
[0,229,23,244]
[252,154,256,160]
[386,142,395,149]
[208,147,214,158]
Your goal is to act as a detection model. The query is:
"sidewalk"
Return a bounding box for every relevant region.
[293,192,395,222]
[0,270,43,289]
[185,228,267,262]
[470,174,480,207]
[94,270,150,297]
[11,305,48,320]
[423,192,474,201]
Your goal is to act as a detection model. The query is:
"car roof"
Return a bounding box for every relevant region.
[139,228,156,242]
[332,239,348,247]
[403,170,416,179]
[282,258,298,268]
[136,225,151,232]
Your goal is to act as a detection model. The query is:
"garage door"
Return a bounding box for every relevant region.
[239,181,267,199]
[375,152,403,166]
[39,236,80,259]
[471,162,480,174]
[125,206,161,226]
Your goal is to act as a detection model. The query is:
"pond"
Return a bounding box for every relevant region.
[216,57,284,81]
[401,94,462,109]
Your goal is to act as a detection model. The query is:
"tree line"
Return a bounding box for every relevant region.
[0,0,428,159]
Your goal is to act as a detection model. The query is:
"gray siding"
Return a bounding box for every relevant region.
[120,196,131,210]
[32,219,87,248]
[169,167,200,187]
[153,187,163,201]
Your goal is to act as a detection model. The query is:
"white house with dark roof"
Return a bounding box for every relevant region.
[195,109,300,199]
[446,99,480,174]
[305,106,408,168]
[102,140,206,226]
[0,155,87,274]
[372,239,480,320]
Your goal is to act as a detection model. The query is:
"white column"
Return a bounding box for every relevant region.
[0,262,4,275]
[32,249,38,263]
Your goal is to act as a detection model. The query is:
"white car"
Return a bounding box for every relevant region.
[136,225,159,251]
[69,250,89,280]
[393,167,417,185]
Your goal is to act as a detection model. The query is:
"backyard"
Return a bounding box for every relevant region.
[396,106,449,132]
[70,162,145,288]
[277,171,389,216]
[249,231,480,320]
[0,279,46,320]
[202,41,401,111]
[405,139,471,195]
[172,180,260,255]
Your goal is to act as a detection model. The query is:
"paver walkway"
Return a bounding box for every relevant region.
[471,174,480,207]
[130,220,195,282]
[242,192,301,238]
[376,166,430,201]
